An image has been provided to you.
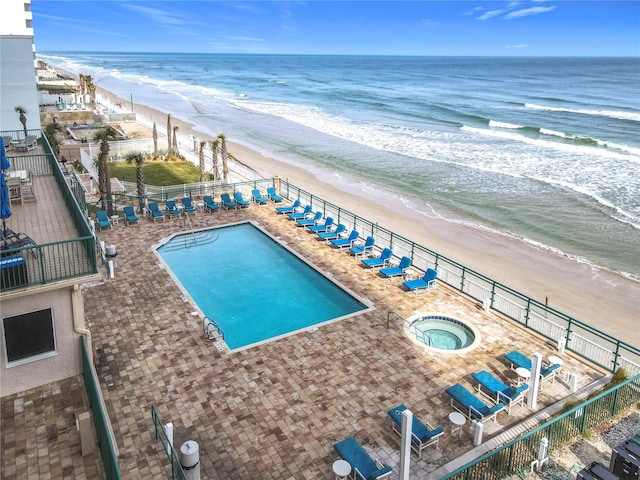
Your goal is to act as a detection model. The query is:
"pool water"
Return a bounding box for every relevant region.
[156,223,367,350]
[410,316,475,350]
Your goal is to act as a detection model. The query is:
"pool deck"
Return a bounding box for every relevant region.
[1,202,608,479]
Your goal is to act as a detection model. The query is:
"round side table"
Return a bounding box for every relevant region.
[332,459,351,480]
[449,411,466,437]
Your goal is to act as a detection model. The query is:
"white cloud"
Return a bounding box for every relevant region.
[478,9,506,21]
[422,18,439,27]
[464,6,484,16]
[505,43,530,49]
[505,6,556,19]
[123,4,185,26]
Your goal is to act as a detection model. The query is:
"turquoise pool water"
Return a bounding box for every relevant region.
[156,223,367,350]
[410,316,476,350]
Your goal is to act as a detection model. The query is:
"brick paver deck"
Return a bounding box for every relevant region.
[2,200,606,480]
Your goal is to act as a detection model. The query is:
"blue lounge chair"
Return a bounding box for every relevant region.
[380,256,412,279]
[203,195,220,213]
[472,371,529,415]
[95,210,112,231]
[251,188,269,205]
[181,197,196,215]
[296,211,322,227]
[445,383,505,423]
[233,191,250,208]
[402,268,437,294]
[267,186,284,203]
[330,230,359,249]
[333,437,393,480]
[220,193,238,210]
[165,200,181,218]
[287,205,312,220]
[361,248,393,269]
[147,202,165,222]
[1,229,38,258]
[504,351,532,371]
[540,363,561,388]
[349,236,375,257]
[307,217,334,233]
[275,199,300,214]
[317,223,346,241]
[123,206,140,226]
[387,404,444,458]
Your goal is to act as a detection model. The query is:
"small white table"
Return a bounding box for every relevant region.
[449,411,466,437]
[548,355,563,366]
[110,215,119,225]
[403,269,416,280]
[332,459,351,480]
[6,170,28,181]
[515,367,531,386]
[196,201,204,213]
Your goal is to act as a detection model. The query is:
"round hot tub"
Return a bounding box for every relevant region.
[407,314,478,352]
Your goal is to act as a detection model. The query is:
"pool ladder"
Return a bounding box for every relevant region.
[203,316,224,341]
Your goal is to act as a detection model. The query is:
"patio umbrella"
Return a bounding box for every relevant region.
[0,136,12,234]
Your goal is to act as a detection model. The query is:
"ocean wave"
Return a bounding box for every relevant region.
[488,120,522,129]
[525,103,640,122]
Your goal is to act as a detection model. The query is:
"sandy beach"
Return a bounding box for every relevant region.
[101,85,639,348]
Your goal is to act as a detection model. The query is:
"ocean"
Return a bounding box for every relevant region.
[39,53,640,281]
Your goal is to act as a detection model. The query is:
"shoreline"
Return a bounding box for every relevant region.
[97,82,639,347]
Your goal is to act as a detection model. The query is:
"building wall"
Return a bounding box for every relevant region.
[0,36,41,134]
[1,285,86,397]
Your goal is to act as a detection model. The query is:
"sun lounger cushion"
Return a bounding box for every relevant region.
[267,187,283,202]
[472,371,528,403]
[445,383,504,421]
[308,217,334,233]
[504,351,532,370]
[387,404,444,445]
[361,248,392,268]
[334,437,392,480]
[317,224,345,240]
[402,268,437,291]
[275,199,300,214]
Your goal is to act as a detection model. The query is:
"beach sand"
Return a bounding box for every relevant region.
[105,86,639,348]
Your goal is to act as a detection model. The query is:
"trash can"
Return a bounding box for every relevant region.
[106,244,117,268]
[180,440,200,480]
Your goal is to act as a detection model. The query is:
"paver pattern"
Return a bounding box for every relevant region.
[1,199,605,480]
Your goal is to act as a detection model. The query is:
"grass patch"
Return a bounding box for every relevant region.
[109,159,208,186]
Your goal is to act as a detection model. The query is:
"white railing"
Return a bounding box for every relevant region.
[528,311,566,343]
[494,294,527,323]
[570,333,616,370]
[464,279,492,303]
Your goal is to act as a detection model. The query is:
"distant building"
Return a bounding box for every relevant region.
[0,0,41,133]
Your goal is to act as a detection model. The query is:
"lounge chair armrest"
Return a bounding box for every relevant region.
[497,391,511,404]
[371,464,393,479]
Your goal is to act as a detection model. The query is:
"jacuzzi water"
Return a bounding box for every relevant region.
[410,315,475,350]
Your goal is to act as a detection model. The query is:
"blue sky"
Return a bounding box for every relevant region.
[32,1,640,56]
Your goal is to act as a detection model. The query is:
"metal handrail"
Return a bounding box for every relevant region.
[203,316,224,341]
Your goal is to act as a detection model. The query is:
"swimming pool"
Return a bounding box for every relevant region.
[406,314,478,353]
[156,222,369,350]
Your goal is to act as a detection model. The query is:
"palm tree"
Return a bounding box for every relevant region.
[198,140,207,183]
[152,122,158,158]
[43,122,65,156]
[93,126,118,215]
[166,114,172,152]
[14,106,28,138]
[125,151,146,213]
[210,138,220,181]
[170,125,180,157]
[217,133,229,182]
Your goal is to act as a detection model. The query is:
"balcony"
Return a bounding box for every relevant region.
[1,129,99,293]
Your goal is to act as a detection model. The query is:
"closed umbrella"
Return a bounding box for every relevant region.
[0,136,12,234]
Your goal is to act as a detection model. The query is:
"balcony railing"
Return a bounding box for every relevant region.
[1,129,98,292]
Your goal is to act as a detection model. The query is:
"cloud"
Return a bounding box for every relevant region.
[505,43,530,49]
[422,18,439,27]
[478,9,506,21]
[464,6,484,16]
[123,4,185,26]
[505,6,556,19]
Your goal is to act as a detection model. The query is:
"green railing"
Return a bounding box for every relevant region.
[81,336,122,480]
[279,181,640,376]
[151,405,188,480]
[441,374,640,479]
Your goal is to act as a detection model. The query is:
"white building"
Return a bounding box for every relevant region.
[0,0,41,133]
